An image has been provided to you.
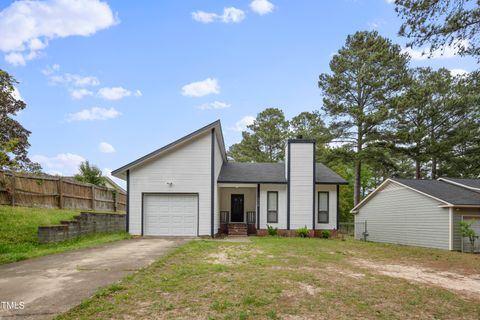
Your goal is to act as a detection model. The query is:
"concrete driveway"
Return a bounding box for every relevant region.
[0,237,189,319]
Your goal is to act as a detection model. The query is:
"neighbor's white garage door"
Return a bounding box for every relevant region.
[144,194,197,236]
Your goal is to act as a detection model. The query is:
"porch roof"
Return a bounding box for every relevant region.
[217,162,347,185]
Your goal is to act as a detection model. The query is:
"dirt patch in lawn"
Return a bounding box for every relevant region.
[352,258,480,298]
[206,244,263,265]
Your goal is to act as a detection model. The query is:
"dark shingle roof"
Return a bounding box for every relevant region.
[440,178,480,190]
[218,163,286,183]
[392,178,480,206]
[316,163,348,184]
[218,162,347,184]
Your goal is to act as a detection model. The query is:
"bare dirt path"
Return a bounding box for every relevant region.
[352,258,480,298]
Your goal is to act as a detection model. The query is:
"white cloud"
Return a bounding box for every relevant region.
[403,40,469,60]
[222,7,245,23]
[70,88,94,99]
[66,107,121,122]
[450,68,469,77]
[97,87,141,100]
[98,142,115,153]
[181,78,220,97]
[386,0,395,3]
[192,7,245,24]
[250,0,274,15]
[97,87,130,100]
[231,116,255,131]
[50,73,100,87]
[192,11,218,23]
[196,101,231,110]
[0,0,117,66]
[12,87,23,102]
[41,64,60,75]
[44,65,100,87]
[31,153,85,176]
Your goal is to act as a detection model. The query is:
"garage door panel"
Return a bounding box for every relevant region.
[144,194,197,236]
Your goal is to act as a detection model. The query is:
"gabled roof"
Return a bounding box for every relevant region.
[392,178,480,206]
[438,177,480,191]
[218,162,348,184]
[112,120,226,179]
[351,178,480,213]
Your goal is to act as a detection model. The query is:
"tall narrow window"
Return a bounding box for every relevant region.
[267,191,278,223]
[318,192,329,223]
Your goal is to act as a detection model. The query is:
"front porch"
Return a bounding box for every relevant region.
[218,184,258,236]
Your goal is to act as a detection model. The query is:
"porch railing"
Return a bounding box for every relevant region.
[220,211,229,224]
[247,211,256,224]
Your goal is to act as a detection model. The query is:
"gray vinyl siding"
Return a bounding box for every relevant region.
[289,143,314,229]
[453,208,480,251]
[129,132,211,236]
[213,133,224,234]
[259,184,287,229]
[354,181,450,250]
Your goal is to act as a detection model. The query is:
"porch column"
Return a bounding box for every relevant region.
[257,183,260,229]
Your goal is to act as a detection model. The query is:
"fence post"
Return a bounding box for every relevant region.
[58,177,63,209]
[10,174,15,207]
[91,185,95,211]
[113,190,117,212]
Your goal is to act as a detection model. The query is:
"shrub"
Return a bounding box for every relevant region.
[321,230,331,239]
[459,221,477,253]
[267,225,278,236]
[296,226,310,238]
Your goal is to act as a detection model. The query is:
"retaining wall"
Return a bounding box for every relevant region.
[38,212,126,243]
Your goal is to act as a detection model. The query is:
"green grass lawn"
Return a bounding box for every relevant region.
[0,205,130,264]
[58,237,480,320]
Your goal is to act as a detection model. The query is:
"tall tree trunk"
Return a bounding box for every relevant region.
[354,125,363,206]
[415,160,421,179]
[354,159,361,206]
[432,157,437,179]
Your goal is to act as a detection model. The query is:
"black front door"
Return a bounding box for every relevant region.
[231,194,244,222]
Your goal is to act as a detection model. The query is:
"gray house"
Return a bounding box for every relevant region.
[112,120,347,237]
[351,178,480,251]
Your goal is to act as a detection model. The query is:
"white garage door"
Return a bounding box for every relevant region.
[144,194,197,236]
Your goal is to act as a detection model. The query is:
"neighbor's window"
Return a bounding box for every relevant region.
[318,192,329,223]
[267,191,278,223]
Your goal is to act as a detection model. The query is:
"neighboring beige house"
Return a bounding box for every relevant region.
[104,176,126,193]
[351,178,480,251]
[112,120,347,237]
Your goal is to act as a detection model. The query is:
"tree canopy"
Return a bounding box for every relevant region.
[74,161,106,187]
[395,0,480,60]
[228,108,289,162]
[318,30,410,205]
[0,70,40,172]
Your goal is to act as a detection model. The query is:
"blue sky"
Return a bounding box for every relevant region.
[0,0,476,185]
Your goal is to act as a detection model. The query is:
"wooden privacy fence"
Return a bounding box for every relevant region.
[0,171,126,212]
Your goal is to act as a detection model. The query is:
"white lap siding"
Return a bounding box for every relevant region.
[213,134,224,234]
[315,184,338,230]
[354,181,450,250]
[129,132,212,236]
[289,143,314,229]
[259,184,287,229]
